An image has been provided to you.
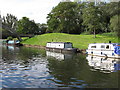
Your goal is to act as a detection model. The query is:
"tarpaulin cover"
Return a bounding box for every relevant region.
[114,45,120,55]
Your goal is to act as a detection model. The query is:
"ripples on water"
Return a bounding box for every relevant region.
[0,46,120,88]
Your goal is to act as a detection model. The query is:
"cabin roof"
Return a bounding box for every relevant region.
[89,43,120,46]
[47,42,72,44]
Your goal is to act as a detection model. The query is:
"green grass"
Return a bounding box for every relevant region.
[21,33,119,49]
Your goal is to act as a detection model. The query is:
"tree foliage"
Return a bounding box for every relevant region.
[46,1,120,37]
[110,15,120,37]
[2,14,22,41]
[47,2,83,34]
[1,2,120,39]
[82,3,103,38]
[17,17,39,35]
[37,23,47,34]
[105,2,120,17]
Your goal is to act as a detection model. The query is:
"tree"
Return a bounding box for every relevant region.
[97,2,111,33]
[2,14,22,41]
[105,2,120,18]
[47,2,83,34]
[17,17,39,35]
[101,2,120,33]
[82,3,102,38]
[110,15,120,37]
[37,23,47,34]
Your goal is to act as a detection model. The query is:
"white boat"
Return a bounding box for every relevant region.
[46,42,77,53]
[86,43,120,59]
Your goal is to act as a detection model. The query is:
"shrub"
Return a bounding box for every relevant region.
[7,36,13,40]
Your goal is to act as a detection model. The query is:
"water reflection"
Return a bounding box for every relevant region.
[86,55,120,73]
[1,46,57,88]
[1,45,119,88]
[46,52,119,88]
[46,51,73,60]
[46,52,87,88]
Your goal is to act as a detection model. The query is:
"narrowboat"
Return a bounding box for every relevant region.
[46,42,77,53]
[86,43,120,58]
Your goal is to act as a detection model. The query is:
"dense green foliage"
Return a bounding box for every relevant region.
[47,2,120,37]
[17,17,39,34]
[22,33,119,49]
[7,36,13,40]
[110,15,120,37]
[82,3,103,38]
[2,14,22,41]
[1,2,120,39]
[47,2,82,34]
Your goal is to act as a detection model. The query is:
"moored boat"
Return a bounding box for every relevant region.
[86,43,120,59]
[46,42,77,53]
[6,40,23,46]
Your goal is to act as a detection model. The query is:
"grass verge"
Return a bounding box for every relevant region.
[21,33,119,49]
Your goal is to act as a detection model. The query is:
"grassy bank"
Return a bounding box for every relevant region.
[21,33,119,49]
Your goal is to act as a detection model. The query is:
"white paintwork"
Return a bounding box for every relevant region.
[86,55,119,72]
[86,43,120,58]
[46,42,72,49]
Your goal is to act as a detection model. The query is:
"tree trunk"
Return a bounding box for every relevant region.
[16,34,22,41]
[8,29,22,41]
[94,28,96,38]
[3,25,22,41]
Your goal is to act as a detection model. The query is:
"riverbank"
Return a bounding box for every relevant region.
[23,44,86,53]
[21,33,118,49]
[23,44,46,49]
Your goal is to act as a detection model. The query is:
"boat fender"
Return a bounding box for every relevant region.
[112,53,114,56]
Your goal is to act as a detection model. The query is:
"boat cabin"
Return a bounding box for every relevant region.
[46,42,73,49]
[7,40,20,44]
[88,43,115,50]
[86,43,120,58]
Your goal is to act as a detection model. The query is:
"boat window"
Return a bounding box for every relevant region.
[101,45,105,48]
[91,46,96,48]
[106,45,109,49]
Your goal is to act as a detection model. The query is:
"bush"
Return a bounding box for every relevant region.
[7,36,13,40]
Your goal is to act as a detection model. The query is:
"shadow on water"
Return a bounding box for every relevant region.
[1,45,120,88]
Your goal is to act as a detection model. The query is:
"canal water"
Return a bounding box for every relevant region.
[0,45,120,88]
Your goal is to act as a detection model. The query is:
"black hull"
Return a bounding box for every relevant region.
[46,47,77,53]
[6,43,23,46]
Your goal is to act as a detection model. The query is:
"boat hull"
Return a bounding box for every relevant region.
[46,47,77,53]
[86,49,120,59]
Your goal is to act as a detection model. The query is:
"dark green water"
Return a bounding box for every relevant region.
[0,45,120,88]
